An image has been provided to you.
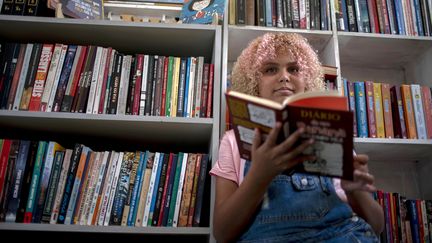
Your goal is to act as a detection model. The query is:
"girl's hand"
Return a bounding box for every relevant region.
[250,122,315,183]
[341,154,377,193]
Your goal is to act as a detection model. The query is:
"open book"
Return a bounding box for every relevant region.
[225,90,354,180]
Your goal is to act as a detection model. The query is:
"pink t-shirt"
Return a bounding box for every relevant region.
[210,130,347,201]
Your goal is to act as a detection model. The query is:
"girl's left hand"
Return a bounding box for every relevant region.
[341,154,377,193]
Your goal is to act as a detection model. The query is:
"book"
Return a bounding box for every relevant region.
[225,90,354,180]
[47,0,103,19]
[180,0,225,24]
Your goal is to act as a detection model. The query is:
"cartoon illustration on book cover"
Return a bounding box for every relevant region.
[180,0,225,24]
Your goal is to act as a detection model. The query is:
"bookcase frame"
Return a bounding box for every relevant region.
[0,15,221,242]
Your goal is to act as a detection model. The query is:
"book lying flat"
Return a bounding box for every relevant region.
[225,90,354,180]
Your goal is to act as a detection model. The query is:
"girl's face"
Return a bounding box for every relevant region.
[258,54,306,103]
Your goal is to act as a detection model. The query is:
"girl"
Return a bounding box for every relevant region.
[210,33,384,243]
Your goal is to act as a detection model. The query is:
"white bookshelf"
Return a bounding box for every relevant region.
[0,15,222,242]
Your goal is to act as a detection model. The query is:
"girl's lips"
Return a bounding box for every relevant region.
[274,87,294,96]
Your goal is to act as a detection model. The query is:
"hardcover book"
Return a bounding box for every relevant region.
[225,90,354,180]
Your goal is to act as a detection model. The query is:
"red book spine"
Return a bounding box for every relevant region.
[160,57,169,117]
[157,153,173,226]
[365,81,377,138]
[132,54,144,115]
[206,64,214,118]
[28,44,54,111]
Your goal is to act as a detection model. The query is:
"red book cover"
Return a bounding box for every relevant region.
[0,140,12,204]
[28,44,54,111]
[160,56,169,117]
[390,85,407,138]
[132,54,144,115]
[157,152,174,226]
[206,63,214,118]
[6,44,26,110]
[381,83,394,138]
[226,90,354,180]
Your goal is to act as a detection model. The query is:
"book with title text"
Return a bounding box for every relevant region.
[226,90,355,180]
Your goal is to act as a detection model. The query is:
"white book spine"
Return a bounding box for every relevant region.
[40,44,62,111]
[86,46,103,114]
[186,57,196,117]
[97,151,117,226]
[87,151,109,225]
[104,151,124,226]
[411,84,427,139]
[47,44,68,112]
[117,55,132,115]
[93,48,108,114]
[13,43,33,110]
[172,153,189,227]
[139,55,149,116]
[142,152,160,226]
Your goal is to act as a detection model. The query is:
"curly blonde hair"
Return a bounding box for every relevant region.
[231,32,325,96]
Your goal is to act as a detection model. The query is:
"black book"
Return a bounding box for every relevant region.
[15,141,38,223]
[0,43,20,109]
[143,55,155,116]
[12,0,25,15]
[151,152,169,226]
[1,0,14,14]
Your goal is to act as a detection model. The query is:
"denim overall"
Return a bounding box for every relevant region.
[238,160,379,243]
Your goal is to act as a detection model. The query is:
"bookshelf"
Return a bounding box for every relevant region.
[0,15,221,242]
[221,0,432,208]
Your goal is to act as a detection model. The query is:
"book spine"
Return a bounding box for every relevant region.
[381,83,394,138]
[28,43,54,111]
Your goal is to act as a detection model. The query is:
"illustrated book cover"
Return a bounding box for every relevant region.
[180,0,225,24]
[225,90,354,180]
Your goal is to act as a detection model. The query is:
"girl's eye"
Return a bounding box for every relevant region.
[265,67,278,74]
[288,66,299,73]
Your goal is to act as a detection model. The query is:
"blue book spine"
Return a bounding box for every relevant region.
[147,153,164,226]
[413,0,424,36]
[393,0,405,35]
[265,0,272,26]
[354,81,369,137]
[127,151,146,226]
[341,0,349,31]
[407,199,421,243]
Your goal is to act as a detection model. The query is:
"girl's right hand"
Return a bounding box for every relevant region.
[250,122,315,183]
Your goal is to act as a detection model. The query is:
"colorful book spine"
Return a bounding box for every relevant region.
[354,81,368,137]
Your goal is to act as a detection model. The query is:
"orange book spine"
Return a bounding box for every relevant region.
[381,83,394,138]
[421,86,432,138]
[401,85,417,139]
[177,153,197,227]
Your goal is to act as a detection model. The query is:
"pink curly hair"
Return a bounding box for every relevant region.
[231,32,325,96]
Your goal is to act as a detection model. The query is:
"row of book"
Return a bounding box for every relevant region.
[0,42,214,118]
[228,0,332,30]
[0,139,210,227]
[373,190,432,243]
[335,0,432,36]
[1,0,52,16]
[342,81,432,139]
